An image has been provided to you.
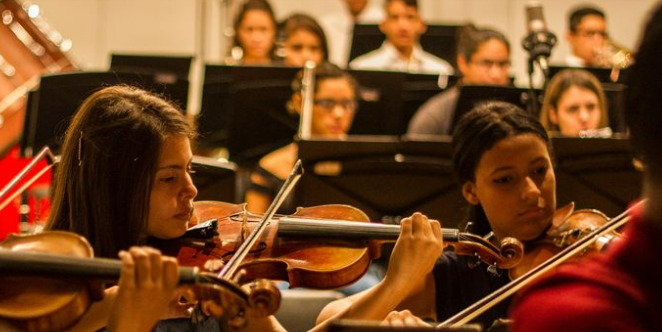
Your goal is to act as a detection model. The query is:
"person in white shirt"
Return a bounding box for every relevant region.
[319,0,384,67]
[565,6,608,68]
[348,0,454,75]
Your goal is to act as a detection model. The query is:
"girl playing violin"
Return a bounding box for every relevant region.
[43,85,284,332]
[318,100,557,328]
[41,85,434,332]
[511,3,662,331]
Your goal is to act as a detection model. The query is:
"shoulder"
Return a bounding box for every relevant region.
[511,261,649,332]
[258,144,298,181]
[420,51,454,75]
[349,47,388,69]
[407,87,459,135]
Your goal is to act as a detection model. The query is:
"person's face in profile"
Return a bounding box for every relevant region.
[549,86,602,136]
[380,0,425,53]
[567,14,608,66]
[146,135,198,240]
[459,38,511,86]
[284,29,324,67]
[238,9,276,61]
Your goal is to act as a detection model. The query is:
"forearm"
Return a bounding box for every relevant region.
[312,278,412,332]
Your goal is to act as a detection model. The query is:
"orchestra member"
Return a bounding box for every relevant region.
[408,25,511,136]
[349,0,453,74]
[319,101,558,328]
[279,13,329,67]
[539,69,609,137]
[511,2,662,331]
[565,6,608,68]
[246,62,357,214]
[228,0,278,65]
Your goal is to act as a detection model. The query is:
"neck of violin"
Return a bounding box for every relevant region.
[277,217,460,241]
[0,249,199,284]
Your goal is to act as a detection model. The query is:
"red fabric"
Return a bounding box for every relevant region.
[0,146,52,240]
[510,203,662,331]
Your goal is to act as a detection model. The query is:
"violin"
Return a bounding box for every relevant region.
[0,231,281,332]
[509,202,618,280]
[154,200,525,290]
[439,201,631,328]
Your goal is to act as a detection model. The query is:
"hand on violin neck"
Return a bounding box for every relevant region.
[384,213,444,296]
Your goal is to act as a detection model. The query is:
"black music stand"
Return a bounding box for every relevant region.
[110,54,193,81]
[197,65,300,165]
[348,24,463,70]
[20,71,189,156]
[453,85,542,131]
[551,136,642,218]
[296,136,468,228]
[190,156,238,203]
[549,65,629,85]
[349,70,406,135]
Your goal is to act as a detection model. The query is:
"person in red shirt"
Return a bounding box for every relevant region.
[510,2,662,331]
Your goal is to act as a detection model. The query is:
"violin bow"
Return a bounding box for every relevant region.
[438,199,644,327]
[0,146,58,213]
[218,160,304,280]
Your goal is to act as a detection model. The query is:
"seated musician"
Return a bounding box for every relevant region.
[226,0,278,65]
[539,69,610,137]
[279,13,329,67]
[510,3,662,331]
[245,62,357,214]
[349,0,453,75]
[31,85,433,332]
[319,101,559,329]
[408,25,511,136]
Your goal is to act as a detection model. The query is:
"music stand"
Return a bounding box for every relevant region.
[349,24,463,70]
[296,136,468,228]
[20,71,190,156]
[549,65,629,85]
[110,54,193,81]
[197,65,300,165]
[551,136,642,218]
[191,155,238,203]
[349,70,406,135]
[452,85,542,132]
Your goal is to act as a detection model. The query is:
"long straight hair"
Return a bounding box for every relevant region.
[46,86,195,258]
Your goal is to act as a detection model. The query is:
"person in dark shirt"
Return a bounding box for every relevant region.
[511,2,662,331]
[319,100,558,329]
[408,25,511,136]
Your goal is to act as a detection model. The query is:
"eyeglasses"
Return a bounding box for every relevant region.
[313,99,357,112]
[471,59,511,69]
[575,29,609,39]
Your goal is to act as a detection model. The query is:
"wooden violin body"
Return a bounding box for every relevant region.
[158,201,524,290]
[0,231,281,332]
[509,202,619,279]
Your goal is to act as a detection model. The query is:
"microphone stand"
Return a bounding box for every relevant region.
[522,30,557,116]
